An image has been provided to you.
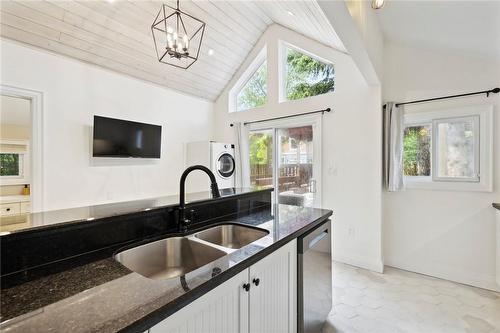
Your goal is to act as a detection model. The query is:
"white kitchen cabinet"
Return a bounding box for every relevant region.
[0,196,31,215]
[20,201,30,213]
[150,239,297,333]
[150,269,249,333]
[249,239,297,333]
[0,202,20,216]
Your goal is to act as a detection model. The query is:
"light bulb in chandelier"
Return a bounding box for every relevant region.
[371,0,385,9]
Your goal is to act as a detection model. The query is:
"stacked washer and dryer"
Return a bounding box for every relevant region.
[186,141,235,189]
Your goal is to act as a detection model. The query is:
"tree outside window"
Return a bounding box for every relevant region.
[286,48,334,101]
[403,125,431,177]
[236,61,267,111]
[402,106,491,191]
[249,132,273,187]
[0,153,20,176]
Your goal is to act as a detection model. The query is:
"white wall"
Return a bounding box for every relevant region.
[497,210,500,286]
[214,25,383,272]
[1,39,214,211]
[318,0,384,85]
[344,0,384,81]
[383,42,500,291]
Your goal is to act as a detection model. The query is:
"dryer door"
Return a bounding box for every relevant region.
[217,153,235,178]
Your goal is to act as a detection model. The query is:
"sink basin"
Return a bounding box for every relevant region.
[195,224,269,249]
[115,237,226,280]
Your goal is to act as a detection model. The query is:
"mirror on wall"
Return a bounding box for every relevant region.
[0,94,33,233]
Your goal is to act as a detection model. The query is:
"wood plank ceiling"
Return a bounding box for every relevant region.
[0,1,345,101]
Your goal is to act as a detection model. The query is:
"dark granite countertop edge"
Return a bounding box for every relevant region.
[117,209,333,333]
[493,203,500,211]
[2,188,274,238]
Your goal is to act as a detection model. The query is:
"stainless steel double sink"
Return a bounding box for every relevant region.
[114,224,268,280]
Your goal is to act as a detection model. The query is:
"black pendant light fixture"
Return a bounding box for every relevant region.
[151,1,206,69]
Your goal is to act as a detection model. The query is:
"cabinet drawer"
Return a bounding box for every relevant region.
[1,203,21,216]
[20,201,31,213]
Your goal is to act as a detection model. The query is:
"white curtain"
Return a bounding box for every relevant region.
[383,102,405,191]
[233,122,251,188]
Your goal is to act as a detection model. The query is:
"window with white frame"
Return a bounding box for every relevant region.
[0,139,29,185]
[403,124,431,178]
[230,47,267,113]
[281,43,334,102]
[236,60,267,111]
[0,153,24,177]
[403,105,493,191]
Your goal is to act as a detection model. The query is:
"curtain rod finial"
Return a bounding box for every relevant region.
[486,88,499,97]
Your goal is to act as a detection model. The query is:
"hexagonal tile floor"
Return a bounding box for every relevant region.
[324,262,500,333]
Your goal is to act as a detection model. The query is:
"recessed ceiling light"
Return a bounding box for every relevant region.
[208,49,214,56]
[107,0,115,3]
[287,10,295,16]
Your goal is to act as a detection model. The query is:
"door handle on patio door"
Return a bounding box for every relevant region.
[309,179,317,193]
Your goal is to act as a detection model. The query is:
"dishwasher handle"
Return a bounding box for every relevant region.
[298,219,331,254]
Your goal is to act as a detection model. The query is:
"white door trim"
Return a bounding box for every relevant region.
[1,85,44,212]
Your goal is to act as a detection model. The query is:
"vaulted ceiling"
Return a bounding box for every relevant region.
[0,1,345,101]
[377,1,500,57]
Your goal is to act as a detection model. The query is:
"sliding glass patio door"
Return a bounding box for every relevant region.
[248,117,321,207]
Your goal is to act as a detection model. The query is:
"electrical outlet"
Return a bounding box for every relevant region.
[348,227,355,238]
[328,162,338,176]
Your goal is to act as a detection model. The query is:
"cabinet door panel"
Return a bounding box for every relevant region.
[249,240,297,333]
[150,269,249,333]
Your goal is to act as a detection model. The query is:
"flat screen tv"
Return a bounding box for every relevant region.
[92,115,162,158]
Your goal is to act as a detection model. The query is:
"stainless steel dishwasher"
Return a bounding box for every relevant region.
[298,219,332,333]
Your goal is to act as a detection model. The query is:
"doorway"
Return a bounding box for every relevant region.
[247,115,322,207]
[0,85,43,214]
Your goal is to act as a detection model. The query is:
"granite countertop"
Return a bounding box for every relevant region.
[0,204,332,333]
[0,187,265,235]
[493,203,500,211]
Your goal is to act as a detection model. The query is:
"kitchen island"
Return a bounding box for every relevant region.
[0,188,332,333]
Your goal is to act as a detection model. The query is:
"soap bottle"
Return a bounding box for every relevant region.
[23,184,30,196]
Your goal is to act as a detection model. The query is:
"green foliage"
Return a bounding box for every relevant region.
[249,133,272,166]
[286,49,334,100]
[237,62,267,111]
[236,49,335,109]
[0,153,19,176]
[403,127,419,176]
[403,127,431,176]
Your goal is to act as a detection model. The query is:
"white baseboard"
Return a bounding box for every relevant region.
[334,252,384,273]
[385,258,500,292]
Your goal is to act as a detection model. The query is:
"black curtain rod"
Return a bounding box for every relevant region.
[395,87,500,107]
[229,107,331,127]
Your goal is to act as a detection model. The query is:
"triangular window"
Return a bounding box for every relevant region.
[285,46,334,101]
[236,60,267,112]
